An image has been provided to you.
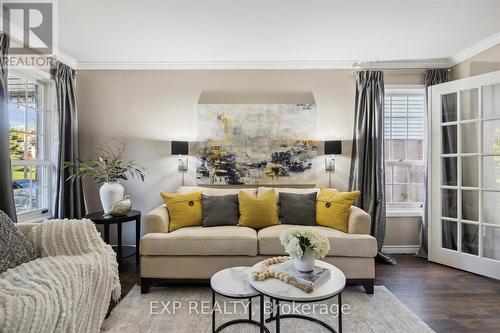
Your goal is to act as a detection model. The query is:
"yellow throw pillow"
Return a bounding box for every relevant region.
[316,188,361,233]
[160,192,202,232]
[238,190,279,229]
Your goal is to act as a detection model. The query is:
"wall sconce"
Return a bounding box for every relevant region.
[324,140,342,188]
[171,141,189,185]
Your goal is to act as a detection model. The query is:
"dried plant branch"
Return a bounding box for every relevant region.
[64,140,145,184]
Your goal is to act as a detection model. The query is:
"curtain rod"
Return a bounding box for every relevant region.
[350,68,451,75]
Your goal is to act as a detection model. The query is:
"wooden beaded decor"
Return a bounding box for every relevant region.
[250,256,314,293]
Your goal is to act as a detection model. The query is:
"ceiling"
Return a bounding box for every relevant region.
[57,0,500,69]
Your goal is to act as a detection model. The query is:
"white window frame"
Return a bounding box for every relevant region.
[9,67,56,223]
[385,85,426,217]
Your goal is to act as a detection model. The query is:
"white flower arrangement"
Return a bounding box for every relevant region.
[279,228,331,260]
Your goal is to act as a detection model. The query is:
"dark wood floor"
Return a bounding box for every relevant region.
[116,255,500,333]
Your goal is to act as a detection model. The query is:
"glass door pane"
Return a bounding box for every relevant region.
[482,191,500,225]
[442,189,457,218]
[482,156,500,189]
[483,120,500,154]
[460,88,479,120]
[442,220,457,251]
[483,84,500,119]
[442,92,457,122]
[462,223,479,255]
[462,190,479,221]
[442,125,457,154]
[483,226,500,260]
[462,156,479,187]
[461,122,480,153]
[442,157,458,185]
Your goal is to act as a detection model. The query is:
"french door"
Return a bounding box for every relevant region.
[430,70,500,279]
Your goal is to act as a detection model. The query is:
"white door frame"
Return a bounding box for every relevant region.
[429,69,500,280]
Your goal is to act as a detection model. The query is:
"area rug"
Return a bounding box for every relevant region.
[102,285,434,333]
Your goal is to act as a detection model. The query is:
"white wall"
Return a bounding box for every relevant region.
[77,69,423,246]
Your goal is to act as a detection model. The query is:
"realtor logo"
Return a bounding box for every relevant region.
[2,2,53,54]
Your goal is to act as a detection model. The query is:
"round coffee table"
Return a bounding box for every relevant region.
[210,267,270,333]
[248,260,346,333]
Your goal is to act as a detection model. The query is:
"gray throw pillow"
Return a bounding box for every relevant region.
[201,194,240,227]
[0,210,38,274]
[279,192,317,225]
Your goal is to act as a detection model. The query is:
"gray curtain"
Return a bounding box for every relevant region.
[349,70,395,264]
[0,33,17,222]
[53,62,86,219]
[417,69,450,258]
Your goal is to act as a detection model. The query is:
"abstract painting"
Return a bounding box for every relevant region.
[197,104,317,185]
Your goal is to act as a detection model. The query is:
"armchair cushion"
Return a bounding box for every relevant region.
[0,210,37,274]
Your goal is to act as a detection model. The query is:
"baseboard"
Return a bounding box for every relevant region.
[382,245,420,254]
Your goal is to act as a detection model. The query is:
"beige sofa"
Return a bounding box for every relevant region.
[140,186,377,294]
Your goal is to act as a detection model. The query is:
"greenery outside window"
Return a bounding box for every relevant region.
[9,70,55,221]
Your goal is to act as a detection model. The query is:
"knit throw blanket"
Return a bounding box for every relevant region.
[0,219,121,333]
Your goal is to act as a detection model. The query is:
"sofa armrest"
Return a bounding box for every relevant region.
[16,223,40,236]
[348,206,372,235]
[145,205,170,234]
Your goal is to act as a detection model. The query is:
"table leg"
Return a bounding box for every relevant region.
[339,292,342,333]
[260,295,264,333]
[275,299,280,333]
[248,298,252,321]
[104,223,110,244]
[212,290,215,333]
[117,222,122,267]
[135,216,141,266]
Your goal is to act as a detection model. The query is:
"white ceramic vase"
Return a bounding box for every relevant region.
[99,182,125,214]
[293,248,315,272]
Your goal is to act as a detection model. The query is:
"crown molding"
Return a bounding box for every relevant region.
[76,59,451,70]
[449,31,500,67]
[76,60,359,70]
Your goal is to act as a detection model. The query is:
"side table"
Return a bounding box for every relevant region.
[210,267,270,333]
[85,210,141,269]
[249,259,346,333]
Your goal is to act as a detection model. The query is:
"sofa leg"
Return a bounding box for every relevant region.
[141,278,152,294]
[363,279,374,294]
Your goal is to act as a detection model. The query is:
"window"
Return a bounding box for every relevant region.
[8,72,54,221]
[384,87,425,214]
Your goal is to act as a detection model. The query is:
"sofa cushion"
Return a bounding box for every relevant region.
[201,194,239,227]
[279,192,316,225]
[161,192,202,231]
[258,225,377,257]
[316,189,360,233]
[177,186,257,196]
[0,210,38,274]
[238,190,279,229]
[141,226,258,256]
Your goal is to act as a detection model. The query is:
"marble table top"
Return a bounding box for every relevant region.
[210,266,260,298]
[248,260,346,302]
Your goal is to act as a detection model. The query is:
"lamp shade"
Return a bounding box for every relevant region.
[171,141,189,155]
[324,140,342,155]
